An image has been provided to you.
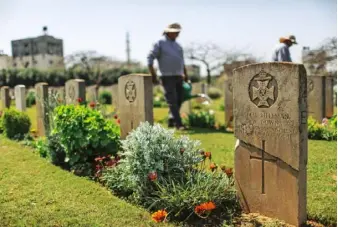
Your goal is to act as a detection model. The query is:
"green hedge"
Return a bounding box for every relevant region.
[0,67,149,87]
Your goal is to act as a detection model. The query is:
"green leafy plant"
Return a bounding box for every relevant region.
[26,91,36,107]
[35,138,50,159]
[149,171,238,223]
[308,116,337,141]
[184,110,216,129]
[207,87,222,100]
[1,108,31,140]
[99,91,112,104]
[52,104,120,176]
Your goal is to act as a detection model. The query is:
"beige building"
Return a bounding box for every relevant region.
[0,51,12,70]
[11,31,64,70]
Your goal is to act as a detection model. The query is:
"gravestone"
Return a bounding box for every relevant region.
[15,85,26,111]
[118,74,153,139]
[111,84,119,108]
[224,76,233,128]
[307,76,325,122]
[233,63,307,226]
[35,83,49,136]
[65,79,86,105]
[0,86,10,109]
[201,83,208,94]
[325,76,334,118]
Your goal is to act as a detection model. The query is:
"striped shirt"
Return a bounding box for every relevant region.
[272,43,292,62]
[147,36,185,76]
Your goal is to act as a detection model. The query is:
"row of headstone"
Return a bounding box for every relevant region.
[0,63,315,226]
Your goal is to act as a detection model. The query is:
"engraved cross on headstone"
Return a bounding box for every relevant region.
[250,140,277,194]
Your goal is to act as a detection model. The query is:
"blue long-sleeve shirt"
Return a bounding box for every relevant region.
[272,43,292,62]
[147,36,185,76]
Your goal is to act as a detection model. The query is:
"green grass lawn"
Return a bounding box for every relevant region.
[0,136,171,227]
[4,101,337,226]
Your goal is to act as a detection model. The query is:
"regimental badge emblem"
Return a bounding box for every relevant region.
[125,80,136,102]
[248,70,278,108]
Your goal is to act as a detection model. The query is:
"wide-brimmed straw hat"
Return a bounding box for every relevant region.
[280,35,298,44]
[163,23,182,34]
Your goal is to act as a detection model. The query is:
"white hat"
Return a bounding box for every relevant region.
[163,23,182,33]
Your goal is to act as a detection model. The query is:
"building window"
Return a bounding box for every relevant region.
[33,60,37,65]
[24,62,29,68]
[13,63,17,67]
[49,60,54,65]
[24,52,30,56]
[24,43,29,48]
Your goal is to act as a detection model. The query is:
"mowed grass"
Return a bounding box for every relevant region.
[0,136,172,227]
[10,100,338,225]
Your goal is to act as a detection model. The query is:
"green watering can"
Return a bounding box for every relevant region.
[182,81,211,103]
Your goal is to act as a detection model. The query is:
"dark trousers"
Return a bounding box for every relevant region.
[161,76,183,127]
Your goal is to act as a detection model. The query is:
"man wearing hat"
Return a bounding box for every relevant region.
[272,35,298,62]
[147,23,189,130]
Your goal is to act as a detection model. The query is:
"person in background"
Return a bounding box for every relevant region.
[272,35,298,62]
[147,23,189,130]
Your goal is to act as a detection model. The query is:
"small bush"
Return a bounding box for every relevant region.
[207,87,222,100]
[308,116,337,141]
[26,91,36,107]
[52,104,120,176]
[99,91,112,105]
[35,138,50,159]
[103,122,202,198]
[2,108,31,140]
[184,110,216,129]
[219,103,225,111]
[102,123,238,224]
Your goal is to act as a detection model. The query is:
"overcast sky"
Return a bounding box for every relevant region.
[1,0,336,74]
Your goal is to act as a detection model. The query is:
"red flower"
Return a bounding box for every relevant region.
[194,202,216,216]
[95,156,105,162]
[148,172,157,181]
[210,163,217,172]
[180,148,185,155]
[77,97,83,103]
[204,152,212,160]
[105,159,116,167]
[117,119,120,124]
[224,168,233,178]
[114,114,118,119]
[89,101,96,108]
[151,210,168,223]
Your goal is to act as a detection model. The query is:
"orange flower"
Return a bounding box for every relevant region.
[224,167,233,177]
[151,210,168,223]
[194,202,216,215]
[181,113,187,118]
[204,151,212,160]
[117,119,120,124]
[89,101,96,108]
[148,172,157,181]
[210,163,217,172]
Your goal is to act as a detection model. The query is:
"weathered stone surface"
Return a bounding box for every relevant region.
[233,62,308,226]
[35,83,49,136]
[118,74,153,139]
[0,86,10,110]
[201,83,208,94]
[65,79,86,105]
[224,76,233,127]
[325,76,334,118]
[307,76,325,122]
[15,85,26,111]
[111,84,119,108]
